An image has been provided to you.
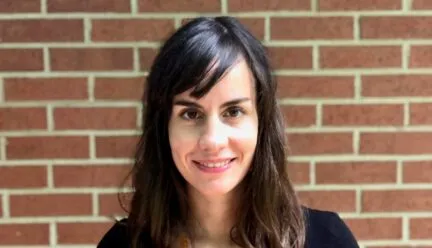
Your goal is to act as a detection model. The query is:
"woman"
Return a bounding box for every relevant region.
[97,16,359,248]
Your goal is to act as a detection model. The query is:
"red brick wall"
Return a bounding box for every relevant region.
[1,0,431,247]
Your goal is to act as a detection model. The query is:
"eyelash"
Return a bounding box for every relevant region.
[179,106,246,121]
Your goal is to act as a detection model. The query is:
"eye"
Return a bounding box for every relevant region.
[223,106,245,118]
[180,109,203,120]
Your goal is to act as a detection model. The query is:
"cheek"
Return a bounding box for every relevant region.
[168,123,199,161]
[231,119,258,153]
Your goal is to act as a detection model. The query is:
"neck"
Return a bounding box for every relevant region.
[187,187,240,243]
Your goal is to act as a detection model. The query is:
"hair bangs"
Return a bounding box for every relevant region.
[171,30,243,99]
[189,41,242,98]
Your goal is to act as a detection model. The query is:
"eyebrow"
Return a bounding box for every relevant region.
[173,97,251,109]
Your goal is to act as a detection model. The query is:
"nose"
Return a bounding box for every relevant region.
[198,116,228,153]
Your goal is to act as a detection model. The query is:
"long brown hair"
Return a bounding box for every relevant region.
[124,16,306,248]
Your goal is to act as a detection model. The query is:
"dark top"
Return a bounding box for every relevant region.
[97,207,359,248]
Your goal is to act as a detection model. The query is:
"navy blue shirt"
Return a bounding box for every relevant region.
[98,207,359,247]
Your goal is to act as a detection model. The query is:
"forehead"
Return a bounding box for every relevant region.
[174,59,255,102]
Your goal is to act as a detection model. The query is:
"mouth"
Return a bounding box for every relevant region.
[192,158,236,168]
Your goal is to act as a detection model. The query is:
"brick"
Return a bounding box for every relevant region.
[92,19,174,42]
[320,46,402,68]
[0,49,43,71]
[322,104,404,126]
[54,107,137,130]
[0,224,49,245]
[360,132,432,155]
[53,164,131,187]
[362,190,432,212]
[267,47,313,69]
[403,162,432,183]
[344,218,402,240]
[271,17,354,40]
[0,19,83,42]
[228,0,310,11]
[0,107,47,130]
[6,136,89,159]
[0,0,40,13]
[238,18,265,40]
[57,222,113,244]
[0,166,47,188]
[287,162,310,185]
[4,77,88,101]
[95,77,144,100]
[179,18,265,41]
[411,103,432,125]
[99,193,131,216]
[362,17,432,39]
[319,0,401,10]
[139,48,158,71]
[410,218,432,239]
[47,0,130,12]
[277,76,355,99]
[316,162,397,184]
[95,136,139,158]
[139,0,220,12]
[413,0,432,9]
[410,46,432,68]
[280,105,316,127]
[287,133,353,155]
[50,48,133,71]
[298,190,356,212]
[362,75,432,97]
[10,194,92,216]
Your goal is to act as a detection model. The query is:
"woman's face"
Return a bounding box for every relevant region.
[168,59,258,197]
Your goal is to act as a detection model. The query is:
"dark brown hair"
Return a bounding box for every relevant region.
[125,16,305,248]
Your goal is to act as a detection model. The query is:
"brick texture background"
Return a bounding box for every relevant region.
[0,0,431,247]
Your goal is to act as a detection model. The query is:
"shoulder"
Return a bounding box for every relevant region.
[303,206,360,248]
[97,219,131,248]
[98,209,360,248]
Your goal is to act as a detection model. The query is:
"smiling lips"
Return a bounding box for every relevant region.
[193,158,236,168]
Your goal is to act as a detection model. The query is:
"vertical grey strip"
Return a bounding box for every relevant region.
[0,77,4,102]
[88,75,95,102]
[310,161,316,185]
[84,18,92,43]
[311,0,318,12]
[131,0,139,14]
[313,45,319,70]
[355,188,361,214]
[402,43,410,70]
[221,0,228,14]
[50,222,57,247]
[353,130,360,155]
[0,137,6,160]
[93,192,99,216]
[44,47,50,72]
[47,104,54,131]
[89,135,96,159]
[354,73,361,100]
[403,0,413,11]
[47,162,54,188]
[2,192,9,218]
[396,160,403,185]
[41,0,48,13]
[316,103,322,127]
[404,102,410,126]
[353,14,360,40]
[134,47,141,73]
[264,16,271,42]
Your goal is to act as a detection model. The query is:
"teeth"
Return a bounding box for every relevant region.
[199,160,231,168]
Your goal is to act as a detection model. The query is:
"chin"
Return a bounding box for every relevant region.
[191,179,245,197]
